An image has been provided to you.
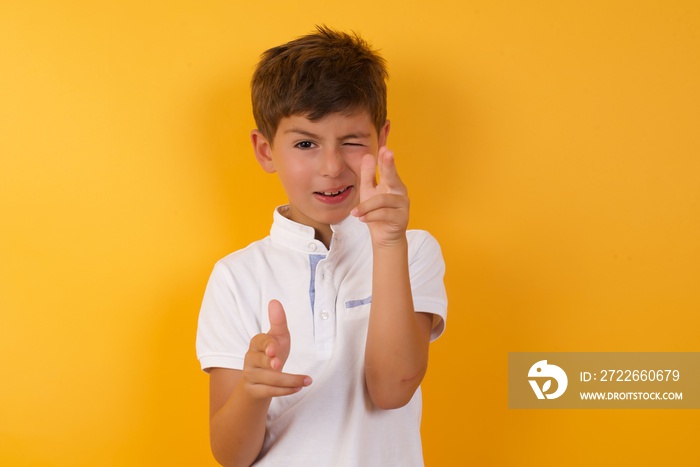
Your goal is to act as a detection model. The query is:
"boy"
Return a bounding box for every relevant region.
[196,26,447,466]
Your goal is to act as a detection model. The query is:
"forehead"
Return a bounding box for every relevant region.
[276,111,377,139]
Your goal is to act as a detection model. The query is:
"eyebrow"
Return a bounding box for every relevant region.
[284,128,372,140]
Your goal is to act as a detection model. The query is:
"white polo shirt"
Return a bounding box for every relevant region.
[196,206,447,466]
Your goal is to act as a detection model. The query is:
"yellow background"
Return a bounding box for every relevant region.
[1,1,698,465]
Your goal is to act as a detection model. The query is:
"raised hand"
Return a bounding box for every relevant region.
[241,300,312,399]
[352,147,409,247]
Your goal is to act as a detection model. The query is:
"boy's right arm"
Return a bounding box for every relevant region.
[208,300,312,467]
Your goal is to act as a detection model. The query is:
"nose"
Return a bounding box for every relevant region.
[319,146,345,177]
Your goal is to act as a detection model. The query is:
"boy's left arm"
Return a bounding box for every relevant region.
[352,147,434,410]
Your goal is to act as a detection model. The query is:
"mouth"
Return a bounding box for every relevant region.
[314,186,352,197]
[313,185,354,205]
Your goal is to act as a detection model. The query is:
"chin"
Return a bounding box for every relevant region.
[318,208,353,225]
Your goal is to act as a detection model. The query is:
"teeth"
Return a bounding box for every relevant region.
[318,187,348,196]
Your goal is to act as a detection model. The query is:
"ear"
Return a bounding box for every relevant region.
[251,129,276,173]
[378,120,391,148]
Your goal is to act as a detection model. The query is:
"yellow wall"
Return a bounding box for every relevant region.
[1,1,698,465]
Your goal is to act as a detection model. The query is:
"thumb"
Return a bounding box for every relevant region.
[266,299,291,370]
[267,299,289,340]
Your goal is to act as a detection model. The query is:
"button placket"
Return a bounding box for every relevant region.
[313,259,336,359]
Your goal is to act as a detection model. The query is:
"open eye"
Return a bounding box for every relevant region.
[295,140,316,149]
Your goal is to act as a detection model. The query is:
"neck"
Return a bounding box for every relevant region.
[315,226,333,249]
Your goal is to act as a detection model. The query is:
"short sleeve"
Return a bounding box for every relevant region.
[407,231,448,341]
[195,259,262,372]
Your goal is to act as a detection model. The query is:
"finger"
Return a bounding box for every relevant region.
[245,371,313,398]
[352,193,408,218]
[263,339,285,371]
[246,335,276,369]
[248,333,285,371]
[267,300,293,371]
[249,385,303,399]
[250,333,276,354]
[245,342,288,372]
[267,299,289,342]
[377,148,406,195]
[356,192,409,211]
[359,153,377,201]
[355,207,408,228]
[246,368,312,389]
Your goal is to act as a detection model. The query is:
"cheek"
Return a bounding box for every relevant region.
[343,150,368,170]
[276,162,314,189]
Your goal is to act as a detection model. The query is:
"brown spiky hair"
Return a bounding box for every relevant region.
[251,26,388,142]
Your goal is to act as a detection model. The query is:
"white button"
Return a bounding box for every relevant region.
[308,242,317,251]
[321,310,329,320]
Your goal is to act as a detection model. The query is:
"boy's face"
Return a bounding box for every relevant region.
[252,111,389,236]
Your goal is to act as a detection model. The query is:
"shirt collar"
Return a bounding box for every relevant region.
[270,205,368,254]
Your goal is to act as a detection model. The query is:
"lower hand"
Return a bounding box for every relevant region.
[241,300,312,399]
